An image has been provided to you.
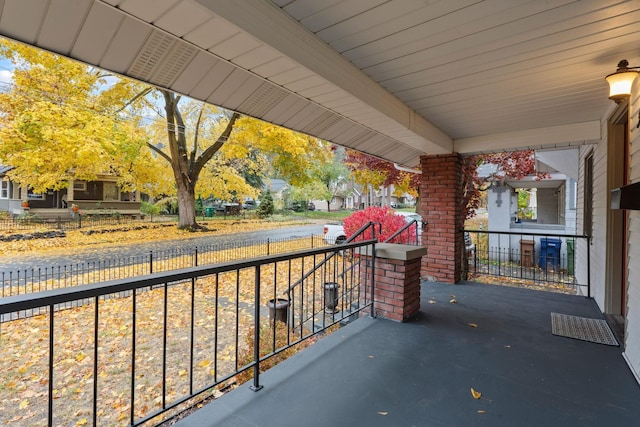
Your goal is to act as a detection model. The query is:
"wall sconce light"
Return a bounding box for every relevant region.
[605,59,640,103]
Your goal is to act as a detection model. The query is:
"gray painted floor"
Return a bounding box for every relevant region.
[175,281,640,427]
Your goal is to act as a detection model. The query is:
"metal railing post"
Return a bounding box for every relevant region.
[48,306,54,427]
[370,243,376,318]
[587,236,591,298]
[250,265,263,391]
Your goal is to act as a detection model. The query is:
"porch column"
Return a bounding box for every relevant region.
[362,243,427,322]
[420,154,465,283]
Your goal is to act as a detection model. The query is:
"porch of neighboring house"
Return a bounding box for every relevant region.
[4,178,143,218]
[176,280,640,427]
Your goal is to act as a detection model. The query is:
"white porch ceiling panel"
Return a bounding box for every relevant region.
[0,0,637,166]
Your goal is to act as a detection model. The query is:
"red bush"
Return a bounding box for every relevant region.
[343,206,416,243]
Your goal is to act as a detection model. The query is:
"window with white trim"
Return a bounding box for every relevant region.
[104,182,119,201]
[0,180,8,199]
[73,181,87,191]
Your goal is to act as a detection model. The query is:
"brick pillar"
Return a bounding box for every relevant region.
[420,154,465,283]
[361,243,427,322]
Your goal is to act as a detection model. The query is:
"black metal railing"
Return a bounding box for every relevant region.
[1,235,328,302]
[464,229,590,296]
[0,213,152,231]
[0,239,377,427]
[383,219,421,245]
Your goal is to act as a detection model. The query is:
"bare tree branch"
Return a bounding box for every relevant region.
[146,142,171,163]
[192,112,241,178]
[117,87,155,112]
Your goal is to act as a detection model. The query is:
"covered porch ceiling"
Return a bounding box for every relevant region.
[0,0,636,167]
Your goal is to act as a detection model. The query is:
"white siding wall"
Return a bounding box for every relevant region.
[624,80,640,382]
[575,119,609,307]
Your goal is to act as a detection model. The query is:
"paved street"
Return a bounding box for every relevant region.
[0,224,324,274]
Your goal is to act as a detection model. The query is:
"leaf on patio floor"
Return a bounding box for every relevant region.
[449,298,457,304]
[468,323,478,328]
[76,418,88,426]
[470,388,482,399]
[18,399,29,409]
[377,411,388,416]
[368,355,374,359]
[477,410,486,414]
[428,299,436,304]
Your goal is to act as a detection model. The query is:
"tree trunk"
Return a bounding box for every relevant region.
[149,90,241,230]
[175,172,198,230]
[326,200,331,212]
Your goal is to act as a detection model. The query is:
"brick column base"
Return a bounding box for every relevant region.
[360,243,427,322]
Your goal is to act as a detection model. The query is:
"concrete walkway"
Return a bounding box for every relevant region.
[176,281,640,427]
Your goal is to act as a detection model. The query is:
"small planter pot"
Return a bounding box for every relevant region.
[323,282,340,313]
[267,298,290,324]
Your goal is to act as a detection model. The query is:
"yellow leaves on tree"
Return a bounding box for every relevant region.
[0,39,337,230]
[0,39,151,194]
[232,116,332,188]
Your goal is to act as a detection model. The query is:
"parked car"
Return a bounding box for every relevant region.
[291,201,316,212]
[323,223,347,245]
[242,200,257,209]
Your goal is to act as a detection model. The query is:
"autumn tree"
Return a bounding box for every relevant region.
[0,39,334,230]
[287,182,327,211]
[461,150,547,220]
[345,149,420,206]
[143,91,333,229]
[309,146,351,211]
[0,40,153,194]
[346,147,546,220]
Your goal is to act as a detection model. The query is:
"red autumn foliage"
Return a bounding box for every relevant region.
[344,149,421,191]
[461,150,549,220]
[343,206,416,243]
[344,147,548,221]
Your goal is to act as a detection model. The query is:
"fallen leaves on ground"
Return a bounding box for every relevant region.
[0,244,355,426]
[470,274,576,295]
[0,236,326,298]
[468,323,478,328]
[0,218,311,257]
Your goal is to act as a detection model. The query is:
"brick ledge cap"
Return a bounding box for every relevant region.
[375,243,427,261]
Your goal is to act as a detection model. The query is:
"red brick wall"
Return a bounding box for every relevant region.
[361,256,422,322]
[419,154,465,283]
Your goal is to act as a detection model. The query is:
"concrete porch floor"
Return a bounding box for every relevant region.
[175,281,640,427]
